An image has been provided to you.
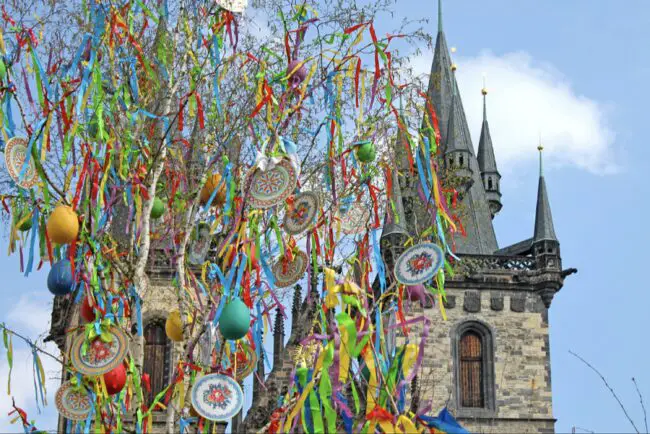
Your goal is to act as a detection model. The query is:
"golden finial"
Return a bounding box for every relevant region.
[450,47,457,72]
[537,132,544,175]
[481,74,488,95]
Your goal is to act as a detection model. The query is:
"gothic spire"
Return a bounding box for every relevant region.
[442,64,498,253]
[425,0,455,148]
[445,66,472,153]
[533,145,557,242]
[477,85,498,175]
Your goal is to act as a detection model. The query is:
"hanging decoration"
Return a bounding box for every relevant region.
[219,298,250,341]
[190,374,244,421]
[47,260,74,295]
[46,206,79,245]
[283,191,319,235]
[0,0,471,431]
[272,250,309,288]
[69,327,128,376]
[246,159,298,209]
[4,137,38,189]
[55,382,92,421]
[394,243,445,285]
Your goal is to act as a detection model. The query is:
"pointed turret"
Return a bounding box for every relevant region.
[532,144,560,272]
[533,146,557,243]
[531,144,565,307]
[477,86,502,218]
[273,308,285,368]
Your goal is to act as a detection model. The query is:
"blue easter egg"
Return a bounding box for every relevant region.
[47,260,74,296]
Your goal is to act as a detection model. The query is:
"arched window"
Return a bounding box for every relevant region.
[452,321,496,414]
[459,155,464,167]
[487,177,493,190]
[460,331,483,407]
[144,321,171,407]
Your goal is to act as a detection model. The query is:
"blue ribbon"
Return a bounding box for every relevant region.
[179,417,197,433]
[2,87,16,137]
[30,344,45,413]
[23,208,39,276]
[371,228,386,293]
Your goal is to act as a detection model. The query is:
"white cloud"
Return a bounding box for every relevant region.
[0,292,61,432]
[412,50,618,174]
[0,345,61,432]
[6,293,53,336]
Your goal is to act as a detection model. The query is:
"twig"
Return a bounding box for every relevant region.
[572,426,595,433]
[632,377,648,434]
[569,350,640,433]
[0,324,64,365]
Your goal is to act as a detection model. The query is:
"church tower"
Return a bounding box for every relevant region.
[391,2,576,432]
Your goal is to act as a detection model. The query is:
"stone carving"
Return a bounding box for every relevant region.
[490,295,504,311]
[463,291,480,313]
[443,295,456,309]
[510,296,526,313]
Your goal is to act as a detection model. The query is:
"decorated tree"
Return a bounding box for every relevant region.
[0,0,463,433]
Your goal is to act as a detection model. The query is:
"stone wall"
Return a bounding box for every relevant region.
[399,287,555,433]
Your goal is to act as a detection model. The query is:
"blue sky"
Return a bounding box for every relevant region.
[2,0,650,432]
[392,1,649,432]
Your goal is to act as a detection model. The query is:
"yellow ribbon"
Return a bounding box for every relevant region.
[402,344,419,379]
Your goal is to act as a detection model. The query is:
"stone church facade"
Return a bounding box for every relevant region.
[47,2,575,433]
[385,2,576,433]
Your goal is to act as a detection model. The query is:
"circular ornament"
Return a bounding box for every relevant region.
[55,382,92,421]
[4,137,38,189]
[70,327,128,376]
[230,343,257,379]
[191,374,244,421]
[272,250,308,288]
[283,192,319,235]
[338,202,371,235]
[246,159,297,209]
[394,243,444,286]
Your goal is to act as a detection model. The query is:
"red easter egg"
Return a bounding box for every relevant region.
[103,364,127,395]
[80,297,95,323]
